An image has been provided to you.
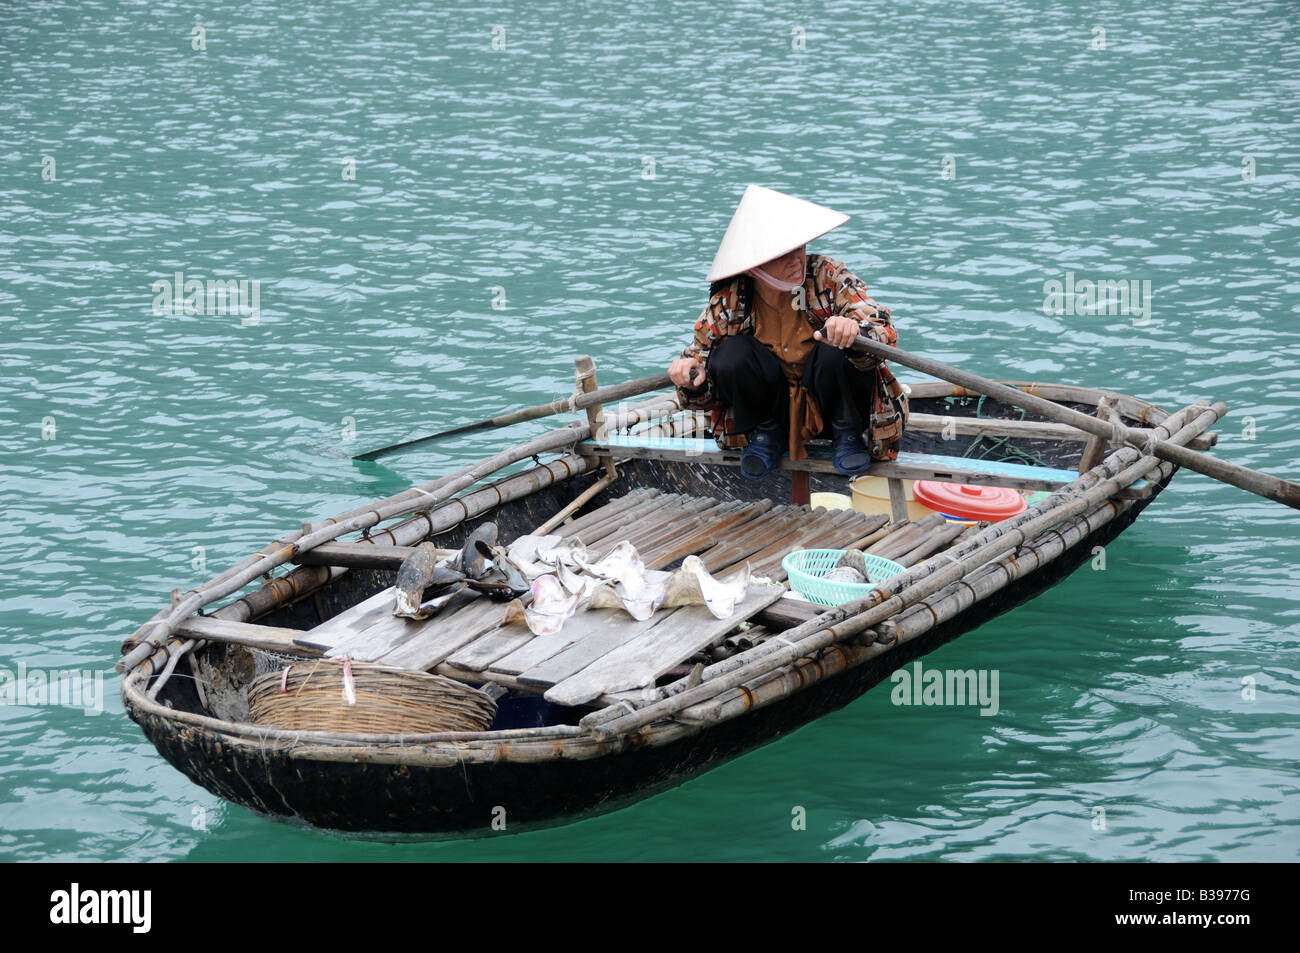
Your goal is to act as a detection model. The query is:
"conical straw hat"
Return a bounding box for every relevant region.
[706,185,850,283]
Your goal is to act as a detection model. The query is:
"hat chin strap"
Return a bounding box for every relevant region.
[748,265,803,293]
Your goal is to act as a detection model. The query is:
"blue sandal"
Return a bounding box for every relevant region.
[740,422,787,480]
[831,427,872,475]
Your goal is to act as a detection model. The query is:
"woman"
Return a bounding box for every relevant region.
[668,185,907,479]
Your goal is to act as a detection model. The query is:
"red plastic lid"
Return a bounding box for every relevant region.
[912,481,1028,522]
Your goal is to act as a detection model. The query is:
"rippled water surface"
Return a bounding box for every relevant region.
[1,0,1297,861]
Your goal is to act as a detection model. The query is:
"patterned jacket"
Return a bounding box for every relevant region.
[676,254,907,461]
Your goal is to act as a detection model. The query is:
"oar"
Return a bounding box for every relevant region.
[849,334,1300,511]
[351,372,674,461]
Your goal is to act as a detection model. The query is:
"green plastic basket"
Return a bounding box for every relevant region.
[782,548,906,607]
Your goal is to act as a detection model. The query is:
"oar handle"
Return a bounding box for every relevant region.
[848,334,1300,511]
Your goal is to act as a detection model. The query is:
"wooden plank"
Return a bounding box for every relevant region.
[444,621,536,673]
[489,570,674,676]
[543,583,785,707]
[791,470,810,505]
[887,478,909,524]
[753,597,826,631]
[578,438,1150,496]
[514,609,670,691]
[294,542,456,569]
[306,587,396,649]
[374,595,509,671]
[328,612,437,662]
[173,616,326,656]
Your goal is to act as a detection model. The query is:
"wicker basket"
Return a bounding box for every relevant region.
[247,659,497,735]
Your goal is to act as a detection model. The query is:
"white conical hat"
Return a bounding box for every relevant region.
[706,185,850,283]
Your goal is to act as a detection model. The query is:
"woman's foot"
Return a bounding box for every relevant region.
[831,427,872,475]
[740,422,787,479]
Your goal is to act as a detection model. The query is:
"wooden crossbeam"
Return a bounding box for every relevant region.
[577,438,1150,498]
[173,616,326,655]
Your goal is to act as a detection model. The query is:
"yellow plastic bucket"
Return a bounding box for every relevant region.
[848,475,940,521]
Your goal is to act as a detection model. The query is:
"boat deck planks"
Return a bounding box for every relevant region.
[301,490,898,696]
[507,607,671,690]
[489,570,673,676]
[374,595,507,670]
[542,583,786,706]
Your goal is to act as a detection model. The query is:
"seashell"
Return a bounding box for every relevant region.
[576,540,645,581]
[515,574,579,636]
[662,555,750,619]
[822,566,867,585]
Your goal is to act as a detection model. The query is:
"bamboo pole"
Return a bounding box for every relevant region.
[580,401,1221,735]
[1078,395,1120,474]
[849,335,1300,510]
[905,410,1217,451]
[534,472,617,536]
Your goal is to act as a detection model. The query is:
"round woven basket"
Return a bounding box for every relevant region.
[247,659,497,735]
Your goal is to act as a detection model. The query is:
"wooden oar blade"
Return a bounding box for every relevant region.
[350,421,489,461]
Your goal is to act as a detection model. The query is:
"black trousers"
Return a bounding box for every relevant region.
[706,333,876,437]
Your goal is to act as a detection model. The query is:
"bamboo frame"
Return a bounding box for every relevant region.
[579,401,1222,736]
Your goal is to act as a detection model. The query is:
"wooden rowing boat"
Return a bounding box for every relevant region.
[119,372,1225,838]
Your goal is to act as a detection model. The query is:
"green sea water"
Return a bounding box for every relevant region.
[1,0,1297,862]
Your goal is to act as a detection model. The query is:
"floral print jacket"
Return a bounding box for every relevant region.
[676,254,908,461]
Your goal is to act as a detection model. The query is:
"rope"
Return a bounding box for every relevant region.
[956,395,1053,468]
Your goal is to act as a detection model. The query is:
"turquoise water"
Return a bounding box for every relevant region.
[1,0,1297,861]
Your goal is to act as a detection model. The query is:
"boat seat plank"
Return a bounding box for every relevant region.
[542,583,786,707]
[579,437,1148,495]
